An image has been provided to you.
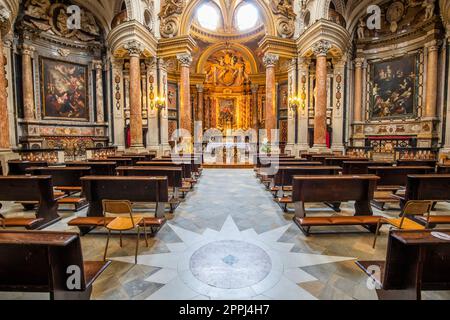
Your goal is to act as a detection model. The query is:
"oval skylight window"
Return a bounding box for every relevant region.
[197,3,220,30]
[236,3,259,31]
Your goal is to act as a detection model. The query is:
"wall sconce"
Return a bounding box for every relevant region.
[151,96,166,110]
[288,96,301,111]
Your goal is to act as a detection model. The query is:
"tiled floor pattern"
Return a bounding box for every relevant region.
[1,169,450,300]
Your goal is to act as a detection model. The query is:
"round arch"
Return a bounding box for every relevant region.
[179,0,276,37]
[196,42,259,74]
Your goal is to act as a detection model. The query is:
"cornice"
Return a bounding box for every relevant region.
[157,35,197,58]
[107,20,158,58]
[258,35,296,59]
[190,23,265,44]
[297,19,350,58]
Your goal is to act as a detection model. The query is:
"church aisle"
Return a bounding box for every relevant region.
[92,169,377,300]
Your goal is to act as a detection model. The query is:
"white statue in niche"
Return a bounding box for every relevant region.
[357,18,366,39]
[422,0,435,21]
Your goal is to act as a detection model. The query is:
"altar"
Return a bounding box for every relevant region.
[203,132,257,165]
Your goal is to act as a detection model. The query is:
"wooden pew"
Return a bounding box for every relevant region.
[137,161,194,186]
[392,174,450,226]
[397,159,437,167]
[342,161,393,175]
[26,166,91,211]
[116,166,183,212]
[302,153,333,161]
[8,160,48,175]
[68,176,168,235]
[436,164,450,174]
[356,229,450,300]
[367,166,435,210]
[0,230,111,300]
[324,157,369,167]
[0,176,60,229]
[66,161,117,175]
[292,175,381,235]
[109,155,148,165]
[159,155,203,177]
[257,161,322,186]
[272,166,342,212]
[88,157,133,167]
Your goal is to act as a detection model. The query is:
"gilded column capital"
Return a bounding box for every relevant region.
[92,60,103,70]
[21,44,35,56]
[196,84,204,93]
[263,53,279,68]
[312,40,331,57]
[354,57,365,68]
[124,40,144,57]
[176,53,192,67]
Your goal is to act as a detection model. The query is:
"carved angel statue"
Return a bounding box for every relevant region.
[158,0,184,19]
[271,0,296,20]
[80,11,100,36]
[25,0,51,20]
[357,18,366,39]
[422,0,435,21]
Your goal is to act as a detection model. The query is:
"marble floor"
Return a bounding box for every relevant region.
[1,169,450,300]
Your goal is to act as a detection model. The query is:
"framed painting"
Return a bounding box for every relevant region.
[368,54,418,120]
[41,58,89,121]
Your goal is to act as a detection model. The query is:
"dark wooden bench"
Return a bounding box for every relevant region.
[356,229,450,300]
[0,230,111,300]
[342,161,393,175]
[391,174,450,226]
[26,166,91,211]
[68,176,168,235]
[367,166,435,210]
[116,166,183,212]
[109,155,148,165]
[303,154,334,162]
[0,176,60,229]
[437,165,450,174]
[324,157,368,167]
[88,158,133,167]
[292,175,381,235]
[273,166,342,211]
[257,161,322,185]
[66,161,117,175]
[137,161,194,187]
[8,160,48,175]
[397,159,437,167]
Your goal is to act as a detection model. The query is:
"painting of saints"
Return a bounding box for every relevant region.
[369,55,417,119]
[41,58,89,120]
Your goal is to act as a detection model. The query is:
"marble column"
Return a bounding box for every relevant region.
[263,53,279,142]
[93,61,105,123]
[22,44,35,121]
[331,58,346,152]
[425,44,439,118]
[312,40,331,150]
[353,57,364,122]
[177,53,193,135]
[125,40,144,150]
[0,18,9,149]
[297,58,310,151]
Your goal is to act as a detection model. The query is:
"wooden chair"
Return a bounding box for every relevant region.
[102,200,149,264]
[373,200,433,248]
